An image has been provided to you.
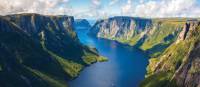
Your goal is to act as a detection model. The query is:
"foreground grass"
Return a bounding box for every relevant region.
[97,56,108,62]
[82,50,108,65]
[140,72,174,87]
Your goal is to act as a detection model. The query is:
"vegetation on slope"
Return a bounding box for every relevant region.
[0,14,107,87]
[141,22,200,87]
[140,20,185,57]
[92,18,186,57]
[120,19,183,57]
[0,17,70,87]
[40,36,84,78]
[140,72,174,87]
[82,50,108,65]
[140,21,182,50]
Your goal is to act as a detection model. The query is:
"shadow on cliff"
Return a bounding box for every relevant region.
[134,34,177,57]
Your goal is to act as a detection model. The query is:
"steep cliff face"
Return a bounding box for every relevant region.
[90,16,152,41]
[0,14,103,87]
[141,19,183,57]
[90,17,183,57]
[173,21,200,87]
[141,21,200,87]
[0,17,69,87]
[3,14,84,62]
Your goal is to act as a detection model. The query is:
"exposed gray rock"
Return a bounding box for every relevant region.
[89,16,152,40]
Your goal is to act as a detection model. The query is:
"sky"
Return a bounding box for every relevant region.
[0,0,200,19]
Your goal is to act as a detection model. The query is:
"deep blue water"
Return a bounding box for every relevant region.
[69,28,149,87]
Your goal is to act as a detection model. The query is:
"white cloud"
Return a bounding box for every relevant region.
[0,0,200,18]
[121,0,133,15]
[88,0,104,18]
[91,0,101,6]
[0,0,70,15]
[109,0,119,6]
[139,0,145,4]
[134,0,200,17]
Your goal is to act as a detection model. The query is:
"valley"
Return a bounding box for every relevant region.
[69,27,149,87]
[0,13,200,87]
[89,17,200,87]
[1,0,200,87]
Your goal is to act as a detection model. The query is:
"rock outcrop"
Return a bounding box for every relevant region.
[141,21,200,87]
[89,16,152,40]
[177,22,190,40]
[173,21,200,87]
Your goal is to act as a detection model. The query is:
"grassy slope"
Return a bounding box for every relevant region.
[0,30,68,87]
[141,20,183,50]
[99,19,184,57]
[140,24,200,87]
[119,19,184,57]
[40,35,84,78]
[140,19,185,57]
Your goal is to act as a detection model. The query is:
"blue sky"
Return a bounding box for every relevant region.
[68,0,200,19]
[0,0,200,19]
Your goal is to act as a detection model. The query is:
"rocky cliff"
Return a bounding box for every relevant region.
[0,13,104,87]
[141,21,200,87]
[90,16,152,40]
[90,17,184,57]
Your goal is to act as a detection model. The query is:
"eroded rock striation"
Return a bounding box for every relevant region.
[90,16,152,40]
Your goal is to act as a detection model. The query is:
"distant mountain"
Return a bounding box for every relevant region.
[74,19,91,29]
[89,16,152,40]
[0,13,105,87]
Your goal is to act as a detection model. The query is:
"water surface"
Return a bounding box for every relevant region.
[69,28,149,87]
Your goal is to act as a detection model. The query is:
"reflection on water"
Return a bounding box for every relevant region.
[69,29,149,87]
